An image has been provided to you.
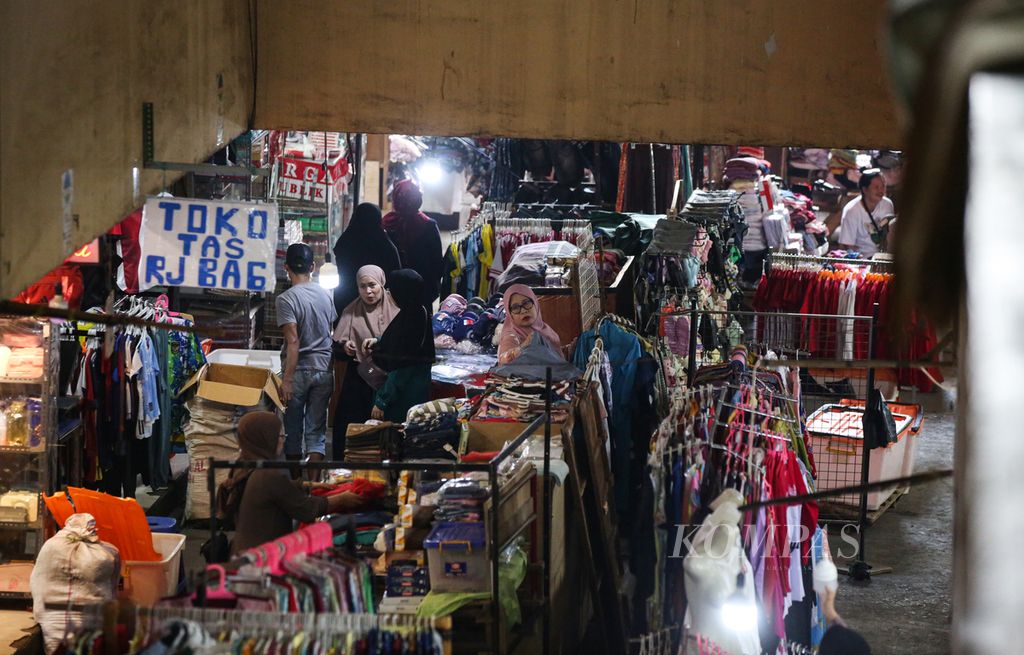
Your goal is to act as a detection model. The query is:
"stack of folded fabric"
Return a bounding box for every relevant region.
[344,422,397,463]
[722,157,762,183]
[788,148,830,171]
[402,399,462,461]
[332,511,396,548]
[434,478,489,523]
[779,190,816,230]
[311,478,388,500]
[829,148,859,171]
[404,413,460,460]
[473,376,573,423]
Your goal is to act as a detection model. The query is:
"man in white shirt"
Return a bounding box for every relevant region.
[838,169,894,256]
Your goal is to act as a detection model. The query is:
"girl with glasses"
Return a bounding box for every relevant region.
[497,284,562,364]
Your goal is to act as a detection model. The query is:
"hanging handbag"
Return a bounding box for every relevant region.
[200,530,230,564]
[862,388,898,449]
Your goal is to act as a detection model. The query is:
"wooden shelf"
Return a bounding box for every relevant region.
[0,518,42,531]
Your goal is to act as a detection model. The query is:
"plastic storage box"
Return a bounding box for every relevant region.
[806,404,911,509]
[205,348,281,373]
[424,522,489,593]
[122,532,186,605]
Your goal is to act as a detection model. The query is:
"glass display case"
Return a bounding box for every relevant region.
[0,316,58,598]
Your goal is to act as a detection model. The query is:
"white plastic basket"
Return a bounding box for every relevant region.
[122,533,186,605]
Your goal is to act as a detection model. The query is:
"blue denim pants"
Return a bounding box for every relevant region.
[283,368,333,456]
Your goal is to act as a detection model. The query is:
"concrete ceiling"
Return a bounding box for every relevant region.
[255,0,903,147]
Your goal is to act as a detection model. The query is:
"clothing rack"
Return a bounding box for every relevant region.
[629,624,679,655]
[58,323,106,339]
[206,386,556,655]
[683,307,892,581]
[135,605,448,633]
[451,204,496,243]
[766,252,895,272]
[78,601,451,655]
[493,215,592,238]
[513,202,600,213]
[480,200,513,218]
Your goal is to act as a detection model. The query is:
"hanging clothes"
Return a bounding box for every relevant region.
[67,306,204,495]
[573,319,644,520]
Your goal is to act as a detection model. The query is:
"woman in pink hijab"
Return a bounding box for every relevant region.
[497,284,562,364]
[331,265,399,455]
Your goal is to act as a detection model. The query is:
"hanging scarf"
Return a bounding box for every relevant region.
[372,269,436,372]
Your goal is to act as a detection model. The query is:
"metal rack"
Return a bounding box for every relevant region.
[205,384,555,655]
[766,252,895,272]
[0,317,58,599]
[671,305,893,580]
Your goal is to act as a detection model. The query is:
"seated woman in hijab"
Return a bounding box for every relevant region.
[331,265,399,457]
[497,284,562,364]
[366,270,436,422]
[218,411,365,556]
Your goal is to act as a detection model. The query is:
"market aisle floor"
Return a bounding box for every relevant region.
[829,388,955,655]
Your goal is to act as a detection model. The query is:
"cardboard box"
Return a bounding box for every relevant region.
[179,363,284,520]
[178,362,283,409]
[466,420,558,454]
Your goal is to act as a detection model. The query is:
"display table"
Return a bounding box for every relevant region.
[430,350,496,399]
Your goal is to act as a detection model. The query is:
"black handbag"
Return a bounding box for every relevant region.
[862,388,898,449]
[200,530,230,564]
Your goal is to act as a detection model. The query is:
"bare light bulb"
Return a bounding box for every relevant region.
[318,262,340,290]
[721,572,758,633]
[418,159,445,188]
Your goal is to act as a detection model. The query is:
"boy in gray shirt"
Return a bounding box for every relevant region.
[277,243,337,461]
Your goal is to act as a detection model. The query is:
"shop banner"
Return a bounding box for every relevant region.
[277,155,349,204]
[138,197,277,292]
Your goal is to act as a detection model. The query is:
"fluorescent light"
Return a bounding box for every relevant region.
[318,262,340,290]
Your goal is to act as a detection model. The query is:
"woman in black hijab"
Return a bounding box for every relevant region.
[367,269,436,422]
[333,203,401,315]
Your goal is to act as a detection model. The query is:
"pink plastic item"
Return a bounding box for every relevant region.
[200,565,236,601]
[304,522,333,552]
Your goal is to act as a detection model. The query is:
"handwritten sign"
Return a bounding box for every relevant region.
[138,197,277,292]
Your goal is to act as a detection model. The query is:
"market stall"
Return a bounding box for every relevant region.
[7,132,937,655]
